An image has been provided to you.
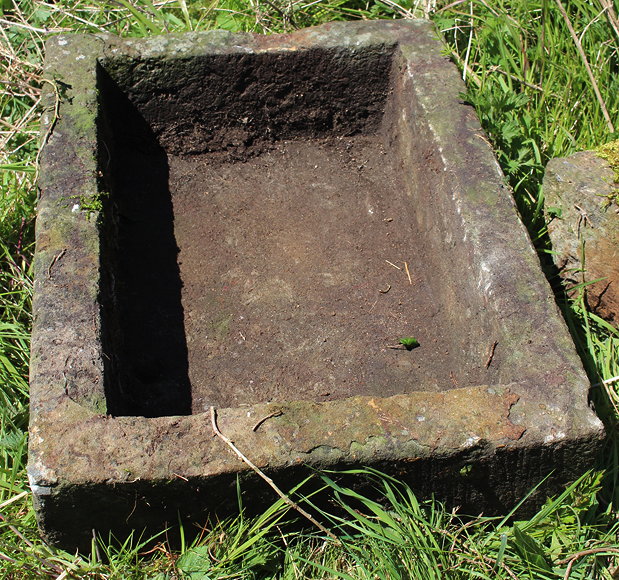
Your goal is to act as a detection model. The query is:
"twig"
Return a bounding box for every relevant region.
[377,0,416,18]
[485,341,498,368]
[385,260,401,270]
[0,512,64,574]
[557,546,619,565]
[462,0,474,82]
[210,407,339,542]
[0,17,63,33]
[555,0,615,133]
[261,0,297,28]
[35,78,62,173]
[92,529,102,564]
[448,49,482,88]
[557,547,619,579]
[252,410,283,432]
[602,379,619,418]
[487,66,545,92]
[0,490,28,510]
[436,0,469,13]
[0,512,33,548]
[47,248,66,280]
[597,0,619,44]
[404,262,412,285]
[0,552,19,566]
[481,555,520,580]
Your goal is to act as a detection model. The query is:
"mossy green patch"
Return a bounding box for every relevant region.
[209,313,232,339]
[597,140,619,182]
[595,139,619,209]
[71,190,108,221]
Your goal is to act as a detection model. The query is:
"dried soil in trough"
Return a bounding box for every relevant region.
[167,136,485,412]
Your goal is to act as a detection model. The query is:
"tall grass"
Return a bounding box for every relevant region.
[436,0,619,229]
[1,0,618,577]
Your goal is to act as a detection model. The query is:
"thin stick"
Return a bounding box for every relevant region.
[557,547,619,579]
[449,49,482,88]
[488,66,545,92]
[47,248,66,279]
[385,260,401,270]
[210,407,338,541]
[0,513,63,574]
[591,375,619,388]
[377,0,415,18]
[462,0,474,82]
[597,0,619,44]
[555,0,615,133]
[252,410,283,432]
[555,548,619,566]
[0,490,27,510]
[0,552,19,566]
[404,262,412,285]
[485,341,498,368]
[36,78,62,173]
[0,512,33,548]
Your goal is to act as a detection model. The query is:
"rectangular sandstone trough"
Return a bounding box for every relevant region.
[31,20,604,548]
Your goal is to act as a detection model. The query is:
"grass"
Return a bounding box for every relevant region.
[1,0,619,577]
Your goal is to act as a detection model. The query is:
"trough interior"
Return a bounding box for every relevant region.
[97,44,501,417]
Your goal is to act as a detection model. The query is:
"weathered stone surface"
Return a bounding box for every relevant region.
[31,21,604,550]
[544,151,619,323]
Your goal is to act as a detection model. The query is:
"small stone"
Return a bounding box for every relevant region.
[543,151,619,324]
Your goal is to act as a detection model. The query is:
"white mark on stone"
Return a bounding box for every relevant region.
[416,415,426,422]
[72,204,80,213]
[29,484,52,496]
[544,431,566,444]
[58,38,68,46]
[76,54,86,61]
[464,435,480,447]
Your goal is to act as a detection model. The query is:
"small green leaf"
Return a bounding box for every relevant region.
[512,524,553,573]
[176,546,213,578]
[399,337,420,350]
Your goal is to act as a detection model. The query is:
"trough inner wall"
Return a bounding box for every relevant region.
[383,51,501,376]
[97,45,502,417]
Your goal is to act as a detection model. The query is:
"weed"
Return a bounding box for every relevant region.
[399,336,420,350]
[70,191,108,221]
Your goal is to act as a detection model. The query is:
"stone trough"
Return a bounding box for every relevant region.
[30,20,604,548]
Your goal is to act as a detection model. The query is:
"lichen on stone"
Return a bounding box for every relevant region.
[595,139,619,208]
